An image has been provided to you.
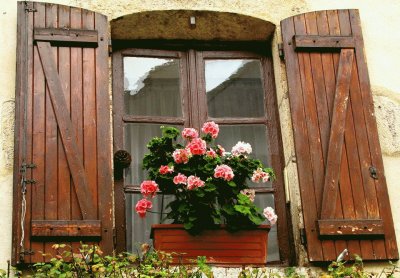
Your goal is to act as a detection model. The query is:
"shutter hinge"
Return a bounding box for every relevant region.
[278,43,285,60]
[24,2,37,13]
[300,228,307,247]
[20,249,35,260]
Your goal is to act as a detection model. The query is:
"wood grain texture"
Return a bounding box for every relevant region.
[32,220,101,237]
[13,2,112,263]
[281,9,398,261]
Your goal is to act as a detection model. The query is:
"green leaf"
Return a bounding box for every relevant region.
[227,181,236,187]
[234,205,251,215]
[183,222,194,230]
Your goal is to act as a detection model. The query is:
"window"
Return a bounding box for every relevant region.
[113,45,290,263]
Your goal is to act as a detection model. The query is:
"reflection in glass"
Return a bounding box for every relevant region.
[205,59,265,118]
[124,57,182,116]
[254,194,278,262]
[126,194,175,252]
[215,125,272,188]
[124,124,182,185]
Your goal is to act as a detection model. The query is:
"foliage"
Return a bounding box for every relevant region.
[137,123,277,234]
[13,243,214,278]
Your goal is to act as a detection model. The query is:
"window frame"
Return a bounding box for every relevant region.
[112,43,294,265]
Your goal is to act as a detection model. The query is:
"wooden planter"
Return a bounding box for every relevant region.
[151,224,270,265]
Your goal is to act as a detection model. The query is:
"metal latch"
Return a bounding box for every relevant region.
[369,166,378,180]
[25,179,36,184]
[20,249,35,256]
[300,228,307,246]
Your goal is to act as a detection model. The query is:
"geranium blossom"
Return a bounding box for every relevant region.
[181,128,198,140]
[187,175,205,190]
[214,164,234,181]
[172,148,191,164]
[135,198,152,218]
[140,180,158,198]
[217,145,227,156]
[263,207,278,225]
[240,189,256,202]
[202,121,219,139]
[173,173,187,185]
[206,148,217,158]
[186,138,207,155]
[231,141,252,156]
[251,168,270,183]
[159,165,174,175]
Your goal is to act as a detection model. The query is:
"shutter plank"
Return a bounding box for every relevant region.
[350,10,398,259]
[31,2,46,263]
[326,10,348,258]
[36,41,96,220]
[95,11,114,254]
[32,220,101,238]
[281,16,324,261]
[34,28,98,45]
[304,12,337,261]
[294,35,355,50]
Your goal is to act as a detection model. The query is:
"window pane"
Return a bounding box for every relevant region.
[254,194,279,262]
[126,194,175,252]
[124,123,182,185]
[205,59,265,118]
[124,57,182,117]
[215,124,272,188]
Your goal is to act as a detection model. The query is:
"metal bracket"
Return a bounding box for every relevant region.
[278,43,285,60]
[24,2,37,13]
[20,249,35,256]
[25,179,37,184]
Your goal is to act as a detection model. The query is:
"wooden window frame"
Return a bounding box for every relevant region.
[112,43,294,265]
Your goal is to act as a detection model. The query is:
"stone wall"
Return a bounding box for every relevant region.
[0,0,399,275]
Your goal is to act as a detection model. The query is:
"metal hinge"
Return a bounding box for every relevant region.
[24,2,37,13]
[300,228,307,247]
[278,43,285,60]
[20,249,35,256]
[25,179,37,184]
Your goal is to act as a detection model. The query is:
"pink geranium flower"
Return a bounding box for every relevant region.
[263,207,278,225]
[172,148,191,164]
[214,164,234,181]
[159,165,174,175]
[231,141,252,156]
[187,175,205,190]
[135,199,152,218]
[182,128,199,140]
[202,121,219,139]
[240,189,256,202]
[140,180,159,198]
[206,148,217,158]
[173,173,187,185]
[186,138,207,155]
[251,168,270,183]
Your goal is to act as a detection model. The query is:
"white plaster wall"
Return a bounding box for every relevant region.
[0,0,399,274]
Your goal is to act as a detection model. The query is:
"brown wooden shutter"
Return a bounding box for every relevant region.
[281,9,398,261]
[13,1,112,264]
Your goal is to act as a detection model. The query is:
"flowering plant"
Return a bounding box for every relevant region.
[135,122,278,234]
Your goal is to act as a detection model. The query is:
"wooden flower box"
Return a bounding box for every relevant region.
[151,224,270,265]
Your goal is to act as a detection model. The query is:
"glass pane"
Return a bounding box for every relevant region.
[124,123,182,185]
[126,194,175,252]
[124,57,182,117]
[205,59,265,118]
[215,124,272,188]
[254,194,279,262]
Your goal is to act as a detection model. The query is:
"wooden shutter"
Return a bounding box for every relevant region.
[281,9,398,261]
[12,1,112,264]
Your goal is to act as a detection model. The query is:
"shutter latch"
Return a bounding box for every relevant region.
[369,166,378,180]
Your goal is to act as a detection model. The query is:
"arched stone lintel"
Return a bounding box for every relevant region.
[111,10,275,41]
